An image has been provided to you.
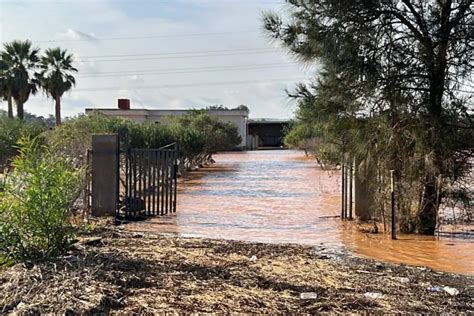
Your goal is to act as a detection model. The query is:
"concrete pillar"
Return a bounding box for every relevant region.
[91,134,119,216]
[354,164,376,221]
[240,116,248,148]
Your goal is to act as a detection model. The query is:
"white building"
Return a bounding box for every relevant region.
[85,100,249,148]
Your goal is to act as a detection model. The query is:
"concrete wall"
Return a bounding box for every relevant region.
[91,134,119,217]
[85,108,248,149]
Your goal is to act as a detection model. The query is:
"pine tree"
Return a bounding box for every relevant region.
[265,0,473,234]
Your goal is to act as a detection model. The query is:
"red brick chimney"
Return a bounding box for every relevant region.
[118,99,130,110]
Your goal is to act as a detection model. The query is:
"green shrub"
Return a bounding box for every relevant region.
[46,112,241,169]
[0,138,83,263]
[0,115,46,168]
[45,113,124,160]
[166,111,241,167]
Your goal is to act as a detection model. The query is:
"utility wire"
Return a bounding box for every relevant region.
[34,30,261,43]
[78,47,275,59]
[78,62,296,75]
[75,77,306,92]
[79,66,293,78]
[75,50,278,62]
[77,63,298,78]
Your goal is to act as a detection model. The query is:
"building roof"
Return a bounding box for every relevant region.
[85,108,249,117]
[248,118,290,124]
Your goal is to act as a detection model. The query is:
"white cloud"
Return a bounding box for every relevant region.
[56,29,99,42]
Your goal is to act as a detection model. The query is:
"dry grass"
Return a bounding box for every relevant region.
[1,223,473,313]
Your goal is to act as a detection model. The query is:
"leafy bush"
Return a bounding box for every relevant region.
[0,115,46,169]
[172,111,241,154]
[46,112,241,169]
[166,111,241,167]
[0,138,83,263]
[45,113,124,160]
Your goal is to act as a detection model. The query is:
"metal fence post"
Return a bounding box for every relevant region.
[391,170,397,240]
[349,163,353,220]
[341,163,345,219]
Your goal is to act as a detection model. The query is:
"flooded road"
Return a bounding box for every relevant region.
[128,150,474,275]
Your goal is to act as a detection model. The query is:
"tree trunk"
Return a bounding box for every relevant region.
[418,56,444,235]
[416,61,446,235]
[354,160,376,221]
[55,96,61,125]
[16,101,24,120]
[417,176,439,235]
[416,3,451,235]
[7,93,13,118]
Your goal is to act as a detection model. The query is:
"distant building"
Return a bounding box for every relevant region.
[85,99,249,148]
[247,119,290,148]
[85,99,290,150]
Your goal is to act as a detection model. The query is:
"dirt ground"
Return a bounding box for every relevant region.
[1,223,473,314]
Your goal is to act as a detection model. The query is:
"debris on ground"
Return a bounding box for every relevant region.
[364,292,384,299]
[300,292,318,299]
[78,236,103,246]
[428,285,444,293]
[444,286,460,296]
[399,277,410,283]
[0,225,472,313]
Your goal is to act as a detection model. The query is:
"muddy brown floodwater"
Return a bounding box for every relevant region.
[127,150,474,275]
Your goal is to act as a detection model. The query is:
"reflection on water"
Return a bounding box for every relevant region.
[127,150,474,275]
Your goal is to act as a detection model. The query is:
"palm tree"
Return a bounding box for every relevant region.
[0,58,14,118]
[37,48,77,125]
[1,40,40,120]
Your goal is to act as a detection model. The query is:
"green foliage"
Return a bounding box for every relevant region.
[0,138,83,263]
[45,113,124,160]
[0,115,46,168]
[205,104,229,110]
[37,48,77,99]
[0,40,40,120]
[1,41,77,123]
[170,111,241,154]
[46,112,241,169]
[204,104,249,112]
[36,47,78,125]
[264,1,474,234]
[284,122,317,148]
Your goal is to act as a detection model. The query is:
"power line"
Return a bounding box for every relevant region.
[75,77,305,92]
[77,63,298,78]
[79,65,293,78]
[78,47,274,59]
[75,50,278,63]
[34,30,261,43]
[78,62,295,75]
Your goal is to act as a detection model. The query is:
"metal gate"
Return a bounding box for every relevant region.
[118,143,179,218]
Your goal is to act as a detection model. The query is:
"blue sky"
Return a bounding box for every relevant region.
[0,0,315,119]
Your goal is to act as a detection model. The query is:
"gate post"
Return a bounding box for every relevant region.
[91,134,120,217]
